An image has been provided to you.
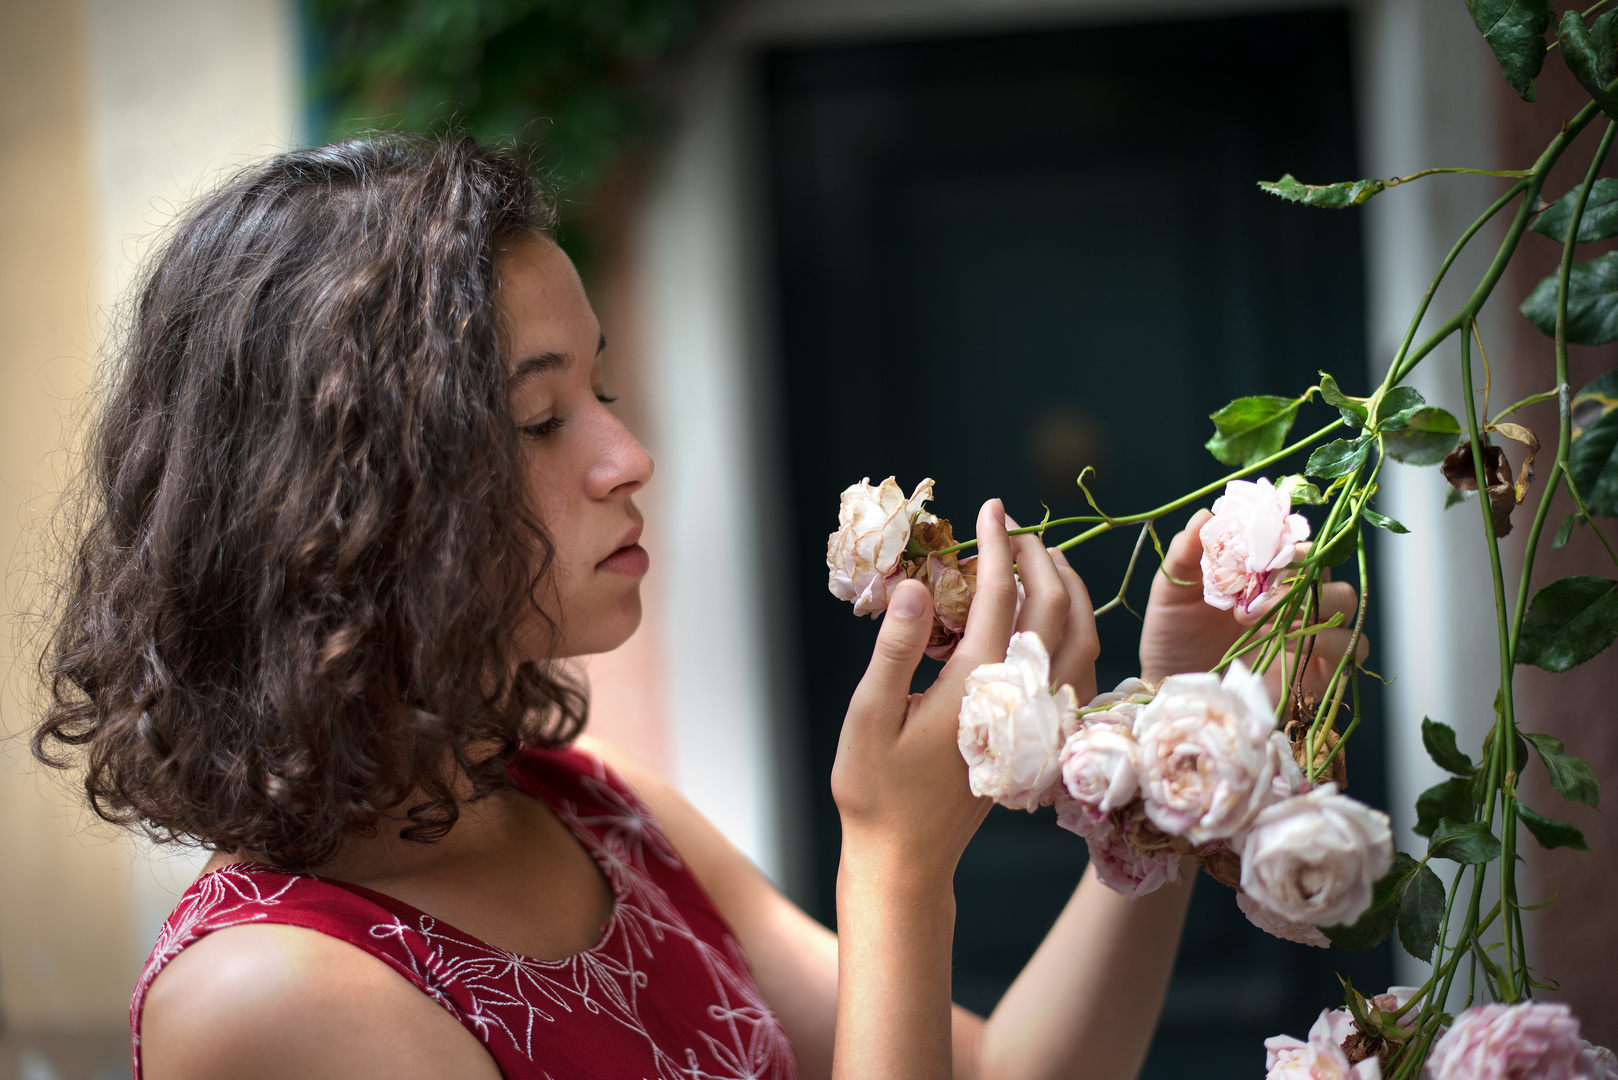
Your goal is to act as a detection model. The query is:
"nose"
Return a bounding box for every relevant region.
[585,405,654,500]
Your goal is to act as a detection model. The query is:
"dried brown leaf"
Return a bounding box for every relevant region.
[1441,442,1516,537]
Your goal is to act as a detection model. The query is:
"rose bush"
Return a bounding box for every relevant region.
[957,632,1078,811]
[826,476,934,616]
[1238,783,1392,928]
[1133,661,1300,844]
[1200,477,1311,625]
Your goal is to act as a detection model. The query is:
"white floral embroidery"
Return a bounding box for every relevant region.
[133,756,797,1080]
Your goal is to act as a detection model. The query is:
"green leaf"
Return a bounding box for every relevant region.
[1276,474,1325,505]
[1322,852,1419,951]
[1466,0,1552,100]
[1531,178,1618,242]
[1320,373,1369,428]
[1516,799,1590,851]
[1552,513,1577,549]
[1307,437,1371,479]
[1373,386,1427,431]
[1362,509,1409,534]
[1397,862,1446,962]
[1258,174,1386,208]
[1422,718,1477,776]
[1516,575,1618,671]
[1559,9,1618,119]
[1313,517,1361,569]
[1383,406,1463,467]
[1569,374,1618,516]
[1520,251,1618,344]
[1428,819,1502,864]
[1416,777,1477,838]
[1205,395,1301,468]
[1523,732,1601,808]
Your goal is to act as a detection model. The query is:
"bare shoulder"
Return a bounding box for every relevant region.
[140,923,500,1080]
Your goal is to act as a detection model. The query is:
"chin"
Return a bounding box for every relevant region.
[555,593,643,658]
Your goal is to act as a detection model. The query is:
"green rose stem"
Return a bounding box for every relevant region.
[1460,321,1525,1001]
[1385,98,1603,390]
[931,419,1346,561]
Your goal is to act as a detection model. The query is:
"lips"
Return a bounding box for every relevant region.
[598,523,649,577]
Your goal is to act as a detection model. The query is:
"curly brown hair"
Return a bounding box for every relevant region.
[33,136,587,870]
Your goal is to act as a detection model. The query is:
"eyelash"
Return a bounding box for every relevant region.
[521,394,619,439]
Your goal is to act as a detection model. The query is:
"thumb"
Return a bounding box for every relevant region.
[846,579,933,735]
[1161,508,1213,588]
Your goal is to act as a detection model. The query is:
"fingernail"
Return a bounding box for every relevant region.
[1004,513,1021,530]
[891,584,926,619]
[991,499,1005,524]
[1049,546,1071,567]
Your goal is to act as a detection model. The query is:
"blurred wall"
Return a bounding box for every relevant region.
[0,0,299,1046]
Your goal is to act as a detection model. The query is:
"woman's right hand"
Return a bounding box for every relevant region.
[830,498,1096,878]
[828,497,1099,1080]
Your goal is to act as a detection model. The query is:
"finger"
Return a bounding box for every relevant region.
[1158,509,1213,590]
[1047,547,1099,702]
[844,579,934,738]
[1008,518,1070,648]
[942,500,1019,680]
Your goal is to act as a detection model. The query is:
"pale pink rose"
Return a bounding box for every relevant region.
[1237,889,1330,948]
[1427,1002,1595,1080]
[1200,477,1311,625]
[1577,1043,1618,1080]
[1053,791,1109,840]
[827,476,934,616]
[1370,987,1419,1015]
[1083,823,1183,899]
[1132,661,1298,844]
[1265,1008,1382,1080]
[1059,721,1140,814]
[1239,783,1392,927]
[957,632,1078,811]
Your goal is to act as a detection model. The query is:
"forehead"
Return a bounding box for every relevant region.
[495,233,599,366]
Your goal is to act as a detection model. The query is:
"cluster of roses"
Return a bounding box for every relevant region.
[827,475,1389,941]
[956,631,1390,945]
[1269,995,1617,1080]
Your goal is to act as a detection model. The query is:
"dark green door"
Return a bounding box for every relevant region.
[762,8,1391,1074]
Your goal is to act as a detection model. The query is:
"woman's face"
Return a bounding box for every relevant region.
[498,233,654,659]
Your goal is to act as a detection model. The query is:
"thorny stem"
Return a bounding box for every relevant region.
[1512,121,1615,656]
[1387,100,1603,388]
[1460,322,1524,1000]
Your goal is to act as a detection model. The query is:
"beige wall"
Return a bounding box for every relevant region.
[0,0,136,1032]
[1,0,300,1040]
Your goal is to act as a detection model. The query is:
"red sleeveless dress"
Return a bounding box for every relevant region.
[130,746,800,1080]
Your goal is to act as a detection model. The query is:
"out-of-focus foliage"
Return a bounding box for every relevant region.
[307,0,719,200]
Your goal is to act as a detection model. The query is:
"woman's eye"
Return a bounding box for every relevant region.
[521,416,566,438]
[596,392,618,404]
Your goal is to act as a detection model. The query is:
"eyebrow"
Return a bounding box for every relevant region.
[508,332,607,391]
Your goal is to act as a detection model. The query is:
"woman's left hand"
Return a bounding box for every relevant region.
[1139,509,1368,699]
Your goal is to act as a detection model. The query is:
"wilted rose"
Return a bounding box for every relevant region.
[1265,1008,1382,1080]
[909,547,975,660]
[1133,662,1300,844]
[1085,826,1183,899]
[827,476,934,616]
[957,632,1078,811]
[1238,783,1393,928]
[1236,889,1330,948]
[1427,1002,1598,1080]
[1200,478,1311,625]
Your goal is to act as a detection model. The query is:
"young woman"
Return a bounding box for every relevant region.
[36,137,1363,1080]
